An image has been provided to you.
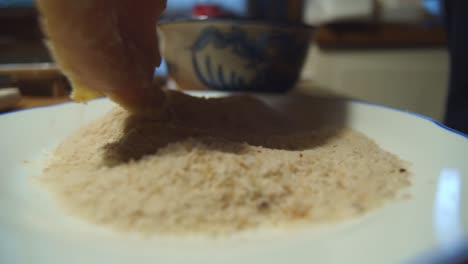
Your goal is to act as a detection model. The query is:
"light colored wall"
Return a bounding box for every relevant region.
[300,46,449,121]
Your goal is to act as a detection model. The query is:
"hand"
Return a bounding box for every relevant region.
[36,0,167,112]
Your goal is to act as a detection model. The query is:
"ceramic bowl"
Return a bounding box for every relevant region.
[158,19,315,93]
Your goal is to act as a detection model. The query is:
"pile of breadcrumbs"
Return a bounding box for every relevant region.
[39,93,410,235]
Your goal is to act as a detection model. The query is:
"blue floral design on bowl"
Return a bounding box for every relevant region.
[191,25,312,92]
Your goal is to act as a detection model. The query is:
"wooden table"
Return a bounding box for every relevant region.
[3,81,327,113]
[16,96,70,110]
[0,80,336,114]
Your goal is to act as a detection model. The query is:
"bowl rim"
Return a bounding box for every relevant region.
[158,17,315,30]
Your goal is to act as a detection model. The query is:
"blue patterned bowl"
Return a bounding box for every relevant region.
[158,19,315,93]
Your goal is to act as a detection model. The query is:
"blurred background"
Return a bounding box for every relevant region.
[1,0,464,133]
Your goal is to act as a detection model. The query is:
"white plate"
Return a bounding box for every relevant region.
[0,92,467,264]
